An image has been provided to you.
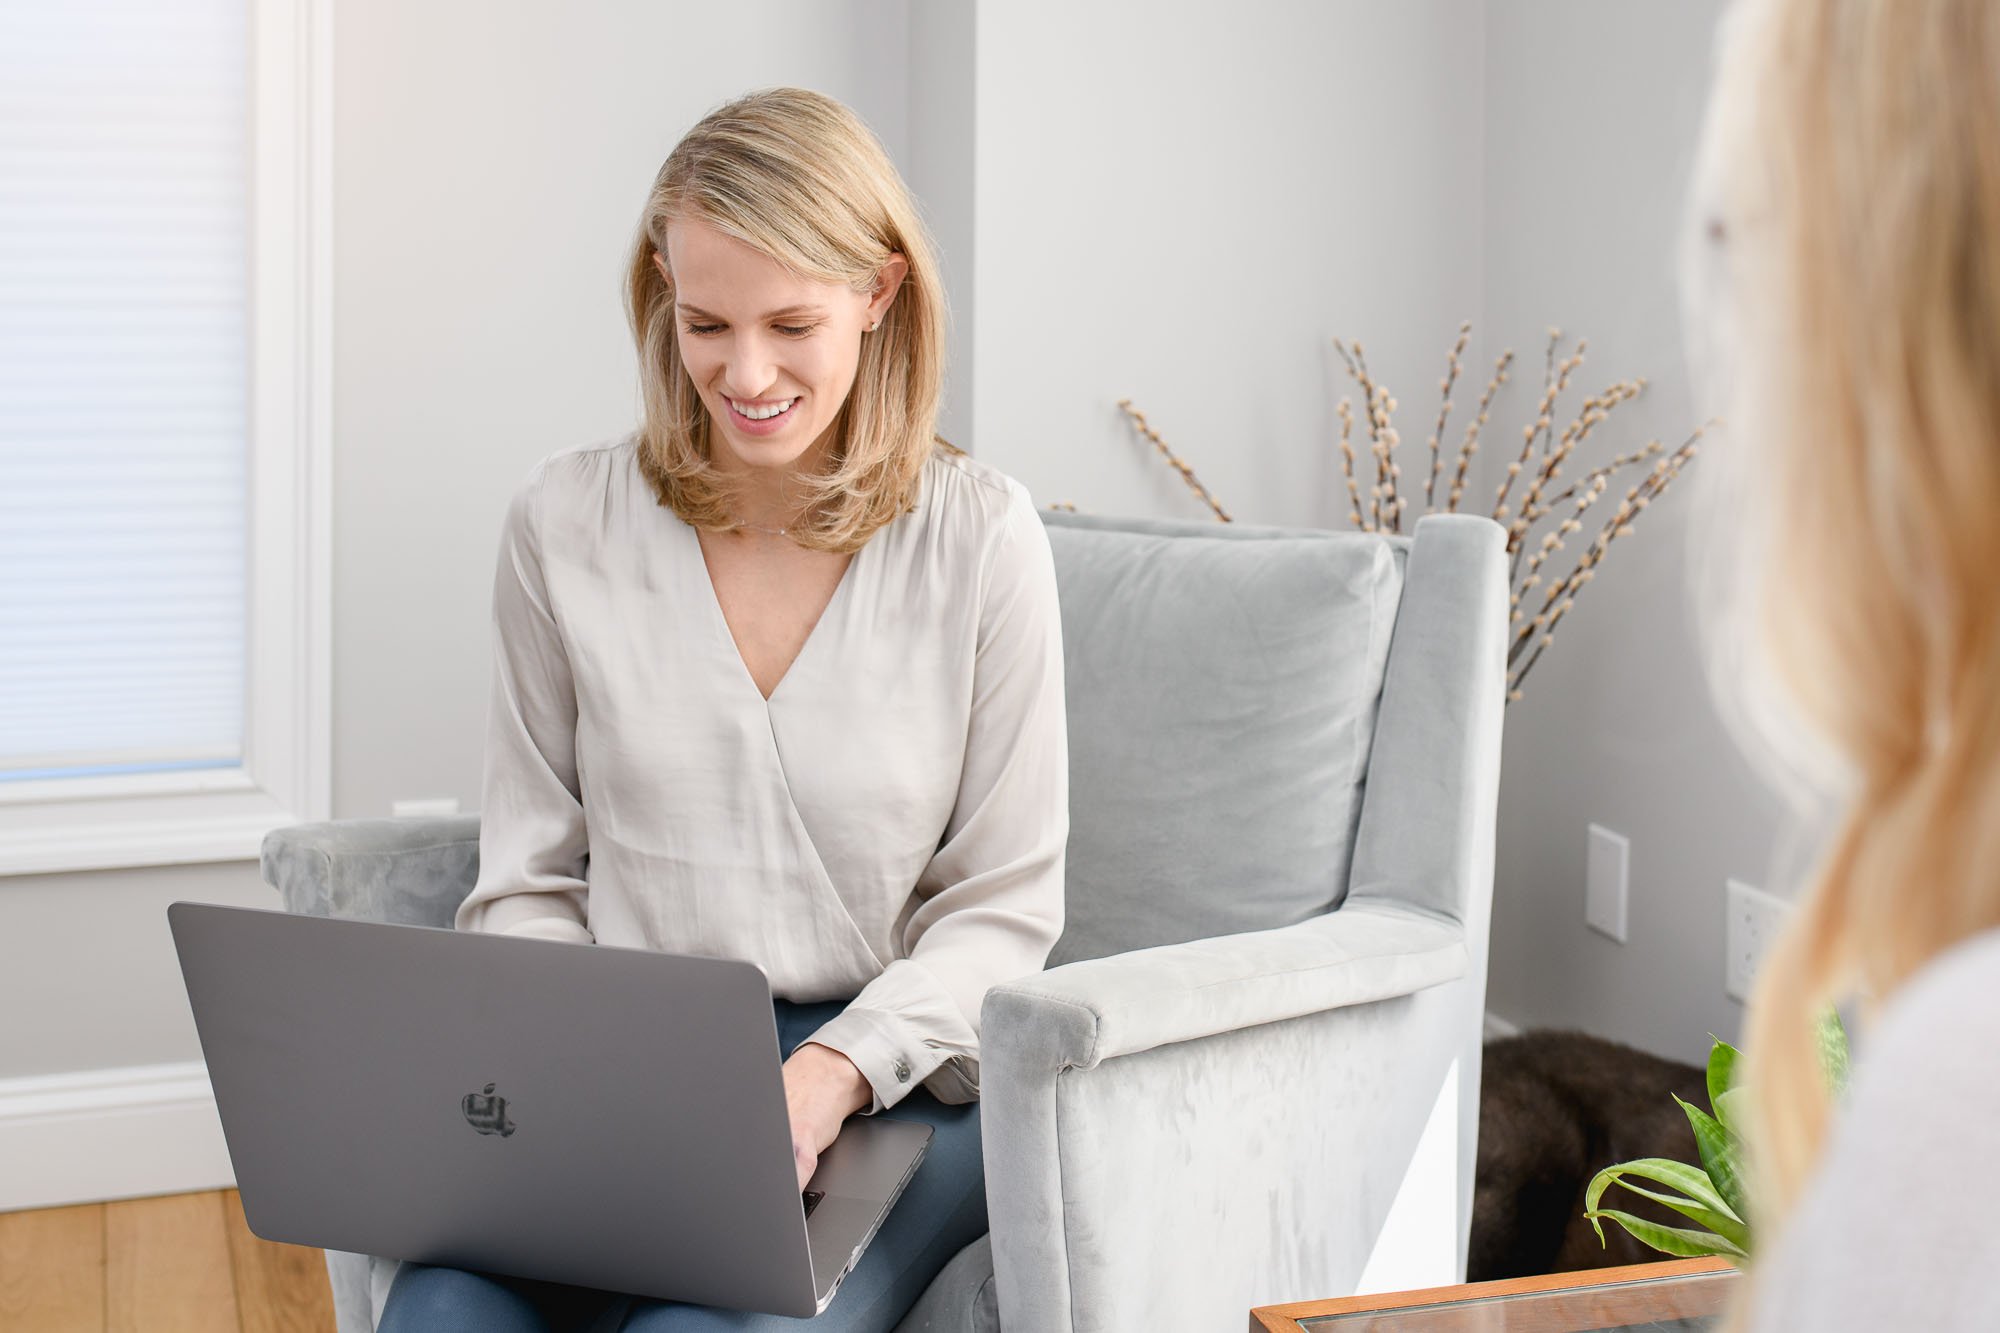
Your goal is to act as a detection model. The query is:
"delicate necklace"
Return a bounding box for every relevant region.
[729,509,799,539]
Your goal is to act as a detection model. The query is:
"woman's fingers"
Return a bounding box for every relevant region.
[793,1131,819,1191]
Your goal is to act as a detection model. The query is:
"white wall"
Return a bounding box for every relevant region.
[967,1,1486,525]
[1478,0,1787,1066]
[907,0,979,450]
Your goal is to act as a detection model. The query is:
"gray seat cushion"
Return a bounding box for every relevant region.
[1041,514,1403,967]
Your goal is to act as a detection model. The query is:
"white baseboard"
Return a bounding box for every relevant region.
[0,1062,235,1213]
[1482,1011,1521,1041]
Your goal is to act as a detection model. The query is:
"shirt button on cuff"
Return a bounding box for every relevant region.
[893,1058,911,1083]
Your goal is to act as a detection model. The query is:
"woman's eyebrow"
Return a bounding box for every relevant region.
[675,301,829,319]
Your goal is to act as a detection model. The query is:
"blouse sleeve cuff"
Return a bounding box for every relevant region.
[802,1005,950,1115]
[470,901,594,944]
[498,916,594,944]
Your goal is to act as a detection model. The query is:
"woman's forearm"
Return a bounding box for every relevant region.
[785,1040,872,1130]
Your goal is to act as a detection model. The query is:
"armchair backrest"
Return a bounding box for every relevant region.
[1037,510,1408,967]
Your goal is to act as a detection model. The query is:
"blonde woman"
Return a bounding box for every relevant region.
[379,87,1068,1331]
[1683,0,2000,1326]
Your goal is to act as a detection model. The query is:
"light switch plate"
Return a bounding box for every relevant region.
[1586,824,1630,943]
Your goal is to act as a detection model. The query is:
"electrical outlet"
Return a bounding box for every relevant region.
[1726,879,1789,1001]
[1586,824,1630,943]
[391,797,460,818]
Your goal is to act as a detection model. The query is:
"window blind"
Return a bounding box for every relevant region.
[0,0,249,784]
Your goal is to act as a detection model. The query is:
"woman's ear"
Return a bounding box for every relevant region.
[869,252,910,322]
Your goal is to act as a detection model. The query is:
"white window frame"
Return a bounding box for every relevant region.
[0,0,333,877]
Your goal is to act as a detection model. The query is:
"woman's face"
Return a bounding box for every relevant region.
[658,218,904,486]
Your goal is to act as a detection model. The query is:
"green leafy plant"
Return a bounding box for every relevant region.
[1583,1009,1850,1264]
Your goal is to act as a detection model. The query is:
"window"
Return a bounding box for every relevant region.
[0,0,330,875]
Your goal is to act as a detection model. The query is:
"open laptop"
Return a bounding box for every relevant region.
[165,901,932,1317]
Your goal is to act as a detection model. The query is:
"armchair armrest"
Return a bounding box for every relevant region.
[259,814,481,927]
[981,899,1466,1074]
[979,899,1473,1331]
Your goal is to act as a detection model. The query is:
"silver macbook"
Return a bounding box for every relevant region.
[166,901,932,1317]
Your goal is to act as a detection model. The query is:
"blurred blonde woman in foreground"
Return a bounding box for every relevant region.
[1684,0,2000,1325]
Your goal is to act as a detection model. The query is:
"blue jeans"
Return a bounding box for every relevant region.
[377,998,986,1332]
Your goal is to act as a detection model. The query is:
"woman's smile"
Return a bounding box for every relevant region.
[721,393,801,436]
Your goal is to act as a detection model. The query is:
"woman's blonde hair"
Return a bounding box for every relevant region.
[623,87,953,552]
[1691,0,2000,1249]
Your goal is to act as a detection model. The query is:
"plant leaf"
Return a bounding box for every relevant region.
[1818,1007,1851,1099]
[1582,1206,1748,1261]
[1585,1157,1748,1250]
[1674,1093,1750,1235]
[1585,1157,1735,1218]
[1706,1036,1740,1113]
[1714,1085,1747,1135]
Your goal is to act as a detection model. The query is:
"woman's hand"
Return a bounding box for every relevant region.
[781,1041,874,1191]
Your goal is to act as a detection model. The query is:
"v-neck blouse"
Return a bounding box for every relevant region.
[686,511,862,706]
[455,432,1070,1112]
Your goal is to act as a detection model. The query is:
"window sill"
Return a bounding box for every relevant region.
[0,767,316,877]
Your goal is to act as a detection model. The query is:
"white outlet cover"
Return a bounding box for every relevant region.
[1727,878,1790,1001]
[1586,824,1630,943]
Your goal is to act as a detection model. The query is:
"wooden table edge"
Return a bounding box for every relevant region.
[1247,1256,1738,1332]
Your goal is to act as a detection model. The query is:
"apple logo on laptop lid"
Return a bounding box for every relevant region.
[462,1082,516,1137]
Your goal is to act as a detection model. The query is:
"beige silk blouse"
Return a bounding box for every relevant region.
[455,432,1069,1113]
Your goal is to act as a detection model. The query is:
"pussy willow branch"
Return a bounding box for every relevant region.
[1372,382,1405,532]
[1115,324,1709,702]
[1114,398,1233,522]
[1508,376,1647,585]
[1333,339,1405,531]
[1425,322,1472,513]
[1535,328,1559,460]
[1337,397,1366,530]
[1518,380,1651,527]
[1538,439,1668,512]
[1494,332,1586,533]
[1508,471,1610,655]
[1510,423,1712,629]
[1506,434,1704,692]
[1449,351,1514,513]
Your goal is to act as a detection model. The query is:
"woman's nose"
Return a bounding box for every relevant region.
[723,334,779,397]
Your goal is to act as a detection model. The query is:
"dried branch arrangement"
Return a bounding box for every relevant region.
[1107,322,1714,703]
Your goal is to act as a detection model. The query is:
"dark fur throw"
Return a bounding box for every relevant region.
[1469,1030,1710,1282]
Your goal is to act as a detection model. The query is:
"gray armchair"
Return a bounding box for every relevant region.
[260,508,1506,1332]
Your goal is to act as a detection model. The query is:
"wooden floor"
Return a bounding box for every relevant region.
[0,1190,336,1333]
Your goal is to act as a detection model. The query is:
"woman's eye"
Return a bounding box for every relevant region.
[680,323,819,337]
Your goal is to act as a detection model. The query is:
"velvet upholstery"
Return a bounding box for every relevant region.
[1040,519,1401,967]
[980,513,1506,1329]
[258,509,1506,1332]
